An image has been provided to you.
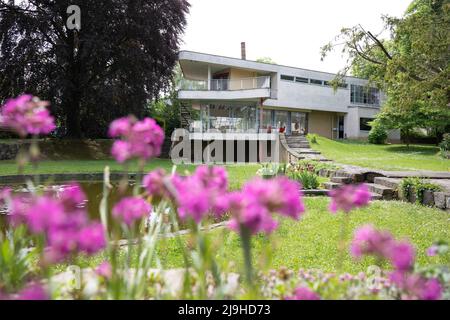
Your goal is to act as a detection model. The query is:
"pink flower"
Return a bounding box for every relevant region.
[26,196,66,233]
[286,287,320,300]
[111,140,132,164]
[8,189,105,261]
[143,169,168,199]
[108,116,164,163]
[171,166,230,222]
[228,200,278,235]
[242,177,304,220]
[388,241,415,271]
[16,283,48,300]
[225,177,304,235]
[426,245,439,257]
[390,271,442,300]
[78,223,106,254]
[0,187,11,204]
[59,183,86,210]
[329,184,371,214]
[0,95,55,137]
[96,261,112,279]
[350,225,394,259]
[112,197,151,226]
[194,165,228,192]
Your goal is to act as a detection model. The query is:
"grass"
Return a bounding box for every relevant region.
[310,137,449,172]
[68,198,450,275]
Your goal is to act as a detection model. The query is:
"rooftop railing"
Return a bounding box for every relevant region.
[178,76,271,91]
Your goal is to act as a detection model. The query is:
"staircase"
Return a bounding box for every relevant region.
[180,103,191,129]
[285,135,329,161]
[322,173,398,201]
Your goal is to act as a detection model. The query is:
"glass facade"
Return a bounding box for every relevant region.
[274,111,288,132]
[291,112,308,135]
[199,104,257,133]
[193,105,310,136]
[351,84,380,105]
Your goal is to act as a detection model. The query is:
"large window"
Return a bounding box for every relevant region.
[351,85,380,105]
[201,104,257,133]
[261,109,273,132]
[359,118,374,131]
[274,111,288,131]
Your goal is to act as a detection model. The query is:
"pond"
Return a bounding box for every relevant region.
[0,181,225,234]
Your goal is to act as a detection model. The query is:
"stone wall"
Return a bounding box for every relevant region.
[0,143,20,160]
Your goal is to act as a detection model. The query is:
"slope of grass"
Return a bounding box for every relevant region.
[309,137,449,172]
[70,198,450,275]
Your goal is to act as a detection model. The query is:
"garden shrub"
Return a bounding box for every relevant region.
[289,170,320,190]
[439,133,450,159]
[307,133,318,144]
[399,177,442,205]
[368,121,388,145]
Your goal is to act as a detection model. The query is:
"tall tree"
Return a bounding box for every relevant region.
[321,0,450,139]
[0,0,190,138]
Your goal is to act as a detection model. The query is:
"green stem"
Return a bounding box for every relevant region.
[240,226,255,293]
[336,213,350,272]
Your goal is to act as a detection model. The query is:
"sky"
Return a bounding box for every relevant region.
[180,0,412,74]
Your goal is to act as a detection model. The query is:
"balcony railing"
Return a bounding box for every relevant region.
[178,76,271,91]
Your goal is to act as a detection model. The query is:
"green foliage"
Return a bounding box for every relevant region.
[256,163,288,179]
[295,160,340,175]
[399,177,442,205]
[0,226,36,293]
[439,133,450,159]
[368,120,388,145]
[307,133,318,144]
[256,57,277,64]
[289,170,320,190]
[321,0,450,138]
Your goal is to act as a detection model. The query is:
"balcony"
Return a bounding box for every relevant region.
[178,76,272,101]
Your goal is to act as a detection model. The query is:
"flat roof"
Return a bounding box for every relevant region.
[179,50,369,81]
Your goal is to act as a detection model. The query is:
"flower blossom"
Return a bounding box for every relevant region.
[0,94,55,137]
[16,283,49,300]
[112,196,152,226]
[227,177,304,235]
[96,262,112,279]
[350,225,394,259]
[108,116,164,163]
[329,184,371,213]
[389,271,442,300]
[8,183,106,262]
[143,169,169,199]
[285,287,320,300]
[171,166,229,223]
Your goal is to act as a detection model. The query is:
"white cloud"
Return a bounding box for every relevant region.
[181,0,411,73]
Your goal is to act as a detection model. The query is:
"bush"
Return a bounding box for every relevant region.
[368,122,388,145]
[307,133,318,144]
[289,170,320,189]
[439,133,450,159]
[399,177,442,205]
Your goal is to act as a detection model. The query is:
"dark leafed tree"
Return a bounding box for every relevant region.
[0,0,190,138]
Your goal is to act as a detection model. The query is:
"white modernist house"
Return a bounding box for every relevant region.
[177,49,400,144]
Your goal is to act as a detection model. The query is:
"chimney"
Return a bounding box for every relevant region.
[241,42,246,60]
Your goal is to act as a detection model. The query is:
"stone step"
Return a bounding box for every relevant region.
[370,192,383,201]
[367,183,396,200]
[373,177,402,190]
[323,182,342,190]
[291,148,321,155]
[331,176,353,184]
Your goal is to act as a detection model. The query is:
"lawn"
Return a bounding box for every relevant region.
[69,198,450,275]
[0,159,259,190]
[310,137,449,172]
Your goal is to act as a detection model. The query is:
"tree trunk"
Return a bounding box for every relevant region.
[64,92,82,138]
